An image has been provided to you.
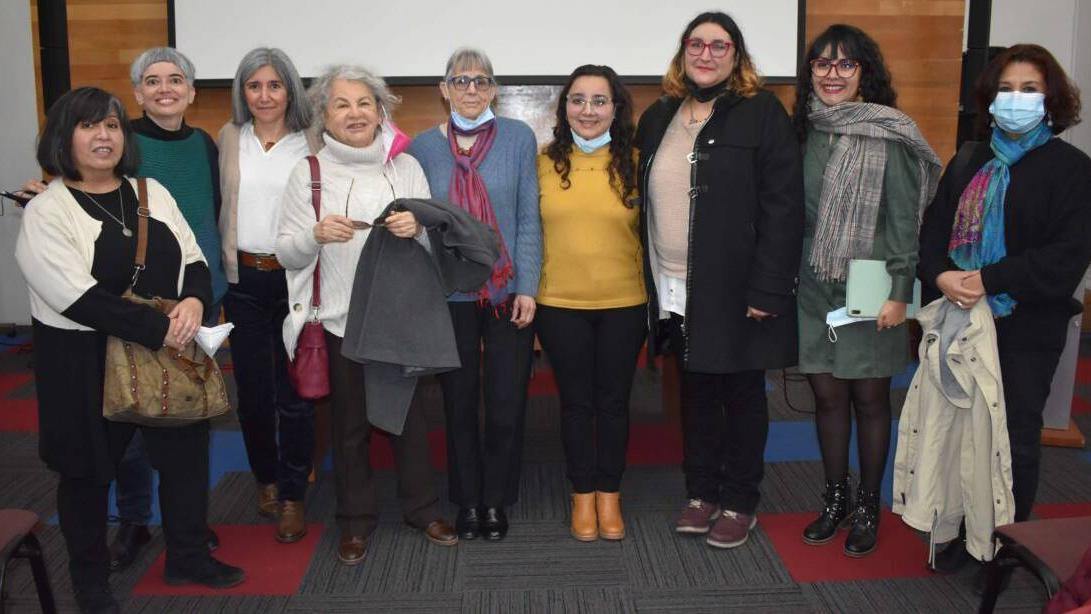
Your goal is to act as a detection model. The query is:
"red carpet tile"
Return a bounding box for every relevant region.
[761,510,932,583]
[1078,356,1091,385]
[1073,396,1091,415]
[367,429,448,470]
[0,373,37,432]
[527,367,558,397]
[627,422,683,465]
[1034,502,1091,519]
[132,524,323,596]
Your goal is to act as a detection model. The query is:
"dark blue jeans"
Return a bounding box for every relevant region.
[224,266,314,501]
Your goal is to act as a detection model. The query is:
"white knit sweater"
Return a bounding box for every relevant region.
[277,132,431,356]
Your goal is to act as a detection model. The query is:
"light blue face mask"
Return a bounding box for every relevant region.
[571,129,611,153]
[989,92,1046,134]
[451,107,495,131]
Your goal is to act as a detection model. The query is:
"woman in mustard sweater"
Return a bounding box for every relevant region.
[536,64,646,542]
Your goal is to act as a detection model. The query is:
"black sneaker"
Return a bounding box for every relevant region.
[207,528,220,551]
[74,582,120,614]
[931,539,973,574]
[164,556,245,589]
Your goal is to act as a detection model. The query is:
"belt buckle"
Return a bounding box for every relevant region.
[256,256,277,272]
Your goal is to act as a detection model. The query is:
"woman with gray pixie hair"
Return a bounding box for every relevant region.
[277,64,458,565]
[217,47,321,545]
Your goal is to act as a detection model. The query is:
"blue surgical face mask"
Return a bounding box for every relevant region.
[571,129,611,153]
[451,107,495,131]
[989,92,1046,134]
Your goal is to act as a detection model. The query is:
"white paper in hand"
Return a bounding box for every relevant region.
[196,322,234,356]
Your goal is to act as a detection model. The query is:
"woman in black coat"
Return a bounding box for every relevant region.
[920,44,1091,572]
[635,11,803,549]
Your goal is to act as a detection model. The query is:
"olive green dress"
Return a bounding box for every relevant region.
[797,129,921,378]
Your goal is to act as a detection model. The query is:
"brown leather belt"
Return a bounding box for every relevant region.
[238,251,283,272]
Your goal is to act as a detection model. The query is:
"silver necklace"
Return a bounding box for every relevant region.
[76,186,131,237]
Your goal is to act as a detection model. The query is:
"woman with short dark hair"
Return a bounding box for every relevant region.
[16,87,243,614]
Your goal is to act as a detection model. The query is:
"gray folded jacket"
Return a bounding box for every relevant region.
[341,197,499,434]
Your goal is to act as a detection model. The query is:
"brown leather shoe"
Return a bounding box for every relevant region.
[571,492,598,541]
[257,483,278,518]
[338,535,368,566]
[276,500,306,544]
[596,491,625,540]
[422,519,458,546]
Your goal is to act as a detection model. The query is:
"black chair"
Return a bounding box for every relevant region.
[978,516,1091,613]
[0,509,56,614]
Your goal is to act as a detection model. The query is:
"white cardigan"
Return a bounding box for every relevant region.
[276,133,430,357]
[15,177,206,331]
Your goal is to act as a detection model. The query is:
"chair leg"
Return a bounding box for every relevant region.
[978,547,1016,614]
[0,558,9,614]
[15,534,56,614]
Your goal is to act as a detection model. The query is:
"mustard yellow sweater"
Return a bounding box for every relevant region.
[536,147,646,309]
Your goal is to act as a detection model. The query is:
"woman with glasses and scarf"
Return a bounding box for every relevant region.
[919,43,1091,572]
[635,12,803,550]
[792,25,941,558]
[408,48,541,542]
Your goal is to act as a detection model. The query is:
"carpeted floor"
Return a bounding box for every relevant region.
[1,330,1089,613]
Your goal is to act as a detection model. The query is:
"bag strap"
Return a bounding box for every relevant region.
[306,156,322,312]
[131,177,150,289]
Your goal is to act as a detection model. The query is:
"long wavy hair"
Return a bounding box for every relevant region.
[662,11,762,99]
[792,24,897,142]
[544,65,637,207]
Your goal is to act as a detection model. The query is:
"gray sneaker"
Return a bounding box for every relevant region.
[675,499,721,534]
[706,509,757,548]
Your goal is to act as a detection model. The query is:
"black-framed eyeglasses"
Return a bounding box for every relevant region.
[810,58,861,78]
[446,75,496,91]
[683,38,733,58]
[566,95,613,110]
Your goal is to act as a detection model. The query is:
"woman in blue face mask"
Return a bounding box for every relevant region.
[407,48,542,542]
[535,65,646,541]
[918,43,1091,572]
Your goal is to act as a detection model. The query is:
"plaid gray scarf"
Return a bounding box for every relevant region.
[807,101,942,281]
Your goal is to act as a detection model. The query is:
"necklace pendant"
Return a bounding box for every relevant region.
[122,227,133,238]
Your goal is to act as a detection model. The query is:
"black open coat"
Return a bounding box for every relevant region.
[636,90,804,373]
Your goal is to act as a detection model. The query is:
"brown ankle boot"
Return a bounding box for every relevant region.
[571,492,598,541]
[596,491,625,540]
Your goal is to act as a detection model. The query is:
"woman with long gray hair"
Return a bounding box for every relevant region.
[218,47,320,544]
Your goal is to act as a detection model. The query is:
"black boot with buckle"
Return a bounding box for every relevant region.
[802,477,853,545]
[844,487,880,557]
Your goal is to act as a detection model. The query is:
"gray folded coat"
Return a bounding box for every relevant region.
[341,197,499,434]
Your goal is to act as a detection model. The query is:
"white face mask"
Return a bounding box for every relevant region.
[451,107,495,131]
[571,129,611,153]
[989,92,1046,134]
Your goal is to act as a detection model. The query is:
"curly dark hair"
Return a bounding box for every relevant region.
[544,64,637,207]
[792,24,897,142]
[974,43,1082,137]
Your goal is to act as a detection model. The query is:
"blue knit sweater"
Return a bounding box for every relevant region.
[408,117,542,300]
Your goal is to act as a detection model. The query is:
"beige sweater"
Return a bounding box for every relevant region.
[648,108,698,280]
[217,122,323,283]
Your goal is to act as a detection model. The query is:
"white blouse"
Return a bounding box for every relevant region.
[236,122,310,254]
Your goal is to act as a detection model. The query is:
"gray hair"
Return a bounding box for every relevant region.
[129,47,196,86]
[308,64,401,134]
[444,47,495,80]
[230,47,312,131]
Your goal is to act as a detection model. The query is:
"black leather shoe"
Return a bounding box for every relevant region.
[109,522,151,572]
[843,487,879,557]
[207,528,220,551]
[481,507,508,541]
[456,507,482,540]
[932,538,973,574]
[802,477,853,545]
[164,556,245,589]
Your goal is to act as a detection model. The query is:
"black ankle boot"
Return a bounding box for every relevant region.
[802,477,853,545]
[844,487,880,557]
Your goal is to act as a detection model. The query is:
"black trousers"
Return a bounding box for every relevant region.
[997,343,1063,522]
[57,421,210,590]
[536,304,647,493]
[326,333,439,537]
[439,300,534,508]
[669,314,769,514]
[223,264,314,501]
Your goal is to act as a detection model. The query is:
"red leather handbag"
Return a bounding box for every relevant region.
[288,156,330,400]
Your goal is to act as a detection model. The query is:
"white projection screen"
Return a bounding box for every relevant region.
[170,0,802,83]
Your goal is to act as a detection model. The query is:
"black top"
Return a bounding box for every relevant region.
[918,137,1091,351]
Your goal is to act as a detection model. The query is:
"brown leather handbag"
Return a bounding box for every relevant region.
[287,156,331,400]
[102,178,231,426]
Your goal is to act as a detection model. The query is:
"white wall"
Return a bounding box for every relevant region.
[0,1,38,325]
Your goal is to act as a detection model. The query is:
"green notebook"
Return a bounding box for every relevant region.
[845,259,921,319]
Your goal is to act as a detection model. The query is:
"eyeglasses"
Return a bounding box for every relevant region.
[566,95,613,110]
[810,58,861,78]
[683,38,733,58]
[446,75,496,91]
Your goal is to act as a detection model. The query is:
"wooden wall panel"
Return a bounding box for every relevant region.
[32,0,962,160]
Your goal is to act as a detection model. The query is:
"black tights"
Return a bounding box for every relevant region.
[807,374,892,492]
